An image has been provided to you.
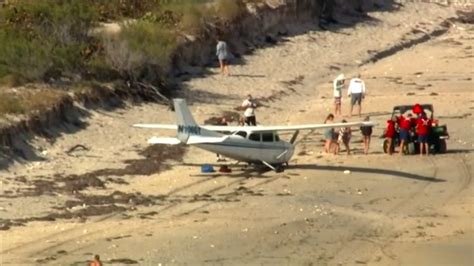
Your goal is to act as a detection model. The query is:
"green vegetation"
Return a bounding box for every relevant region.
[0,0,249,117]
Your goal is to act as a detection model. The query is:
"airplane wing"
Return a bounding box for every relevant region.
[134,122,377,133]
[202,121,377,132]
[133,124,177,130]
[148,137,181,144]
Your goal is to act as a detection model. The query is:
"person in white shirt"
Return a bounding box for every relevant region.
[241,94,257,126]
[333,73,345,116]
[347,74,366,117]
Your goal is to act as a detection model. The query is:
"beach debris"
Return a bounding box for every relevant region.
[66,144,89,155]
[343,170,351,175]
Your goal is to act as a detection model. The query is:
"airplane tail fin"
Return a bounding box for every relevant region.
[173,99,221,143]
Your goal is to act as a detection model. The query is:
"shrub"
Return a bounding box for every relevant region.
[214,0,246,21]
[0,93,25,115]
[110,20,178,82]
[0,0,99,82]
[0,88,64,117]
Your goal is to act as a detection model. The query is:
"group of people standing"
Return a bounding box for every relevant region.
[324,114,373,155]
[325,73,372,155]
[385,104,432,156]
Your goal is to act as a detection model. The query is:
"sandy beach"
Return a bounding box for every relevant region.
[1,2,473,265]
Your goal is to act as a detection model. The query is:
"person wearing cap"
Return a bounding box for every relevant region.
[347,74,366,117]
[333,73,345,116]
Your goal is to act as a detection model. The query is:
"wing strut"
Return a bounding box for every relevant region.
[261,160,276,171]
[290,130,300,144]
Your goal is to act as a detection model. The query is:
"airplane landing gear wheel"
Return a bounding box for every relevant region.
[275,165,285,173]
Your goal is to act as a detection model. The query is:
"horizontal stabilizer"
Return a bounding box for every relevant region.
[186,135,228,144]
[147,137,181,145]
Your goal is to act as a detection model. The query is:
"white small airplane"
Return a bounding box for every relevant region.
[133,99,376,171]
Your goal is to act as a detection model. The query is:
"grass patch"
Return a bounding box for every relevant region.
[0,93,25,115]
[0,87,65,117]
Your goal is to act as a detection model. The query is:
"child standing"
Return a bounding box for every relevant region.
[337,119,352,155]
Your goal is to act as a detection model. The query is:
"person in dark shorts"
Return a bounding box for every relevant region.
[360,116,373,155]
[398,113,415,155]
[347,74,366,117]
[241,94,257,126]
[416,112,431,156]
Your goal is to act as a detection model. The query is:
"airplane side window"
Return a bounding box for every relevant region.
[249,133,260,142]
[235,131,247,138]
[262,132,274,142]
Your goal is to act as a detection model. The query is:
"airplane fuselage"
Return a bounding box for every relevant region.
[197,134,294,164]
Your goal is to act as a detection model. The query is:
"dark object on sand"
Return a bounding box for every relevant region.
[219,165,232,173]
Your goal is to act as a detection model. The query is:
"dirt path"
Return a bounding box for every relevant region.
[1,2,473,265]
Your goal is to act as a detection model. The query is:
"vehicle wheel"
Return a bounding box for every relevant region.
[407,142,416,155]
[275,165,285,173]
[401,143,409,155]
[383,139,393,154]
[435,139,447,153]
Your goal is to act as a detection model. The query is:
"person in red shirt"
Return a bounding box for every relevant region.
[412,103,423,116]
[398,113,414,155]
[385,117,397,155]
[416,112,431,156]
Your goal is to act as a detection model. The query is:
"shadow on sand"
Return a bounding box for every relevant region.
[287,164,445,182]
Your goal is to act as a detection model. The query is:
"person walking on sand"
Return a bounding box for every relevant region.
[241,94,257,126]
[89,255,102,266]
[216,36,230,75]
[347,74,366,117]
[323,114,336,154]
[360,116,373,155]
[333,73,345,116]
